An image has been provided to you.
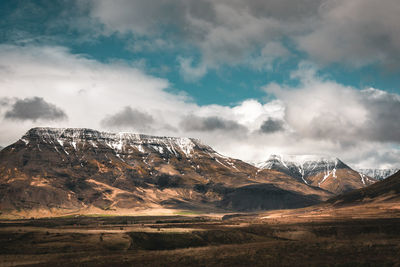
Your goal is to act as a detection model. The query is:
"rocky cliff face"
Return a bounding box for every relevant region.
[255,155,376,194]
[0,128,330,218]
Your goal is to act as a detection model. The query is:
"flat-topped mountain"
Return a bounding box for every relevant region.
[255,154,376,194]
[0,128,330,218]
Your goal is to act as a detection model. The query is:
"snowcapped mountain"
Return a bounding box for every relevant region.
[0,128,330,218]
[19,127,210,159]
[255,154,376,194]
[358,169,400,181]
[255,155,345,184]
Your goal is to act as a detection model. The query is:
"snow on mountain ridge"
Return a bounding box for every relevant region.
[20,127,211,158]
[254,154,350,186]
[358,168,399,181]
[256,154,339,168]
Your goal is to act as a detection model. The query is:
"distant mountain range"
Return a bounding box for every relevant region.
[0,128,330,218]
[254,155,376,194]
[357,169,399,180]
[1,128,392,218]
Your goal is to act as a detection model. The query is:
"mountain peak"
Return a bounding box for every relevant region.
[256,154,343,170]
[254,154,374,194]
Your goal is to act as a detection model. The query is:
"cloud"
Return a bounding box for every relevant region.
[250,41,290,71]
[259,118,284,133]
[85,0,320,78]
[101,106,154,130]
[4,97,67,121]
[180,115,246,132]
[83,0,400,75]
[0,44,399,169]
[264,63,400,144]
[361,89,400,142]
[178,57,208,82]
[5,0,400,82]
[0,44,188,145]
[297,0,400,68]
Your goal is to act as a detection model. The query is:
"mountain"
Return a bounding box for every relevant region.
[328,170,400,206]
[255,155,376,195]
[358,168,399,181]
[0,128,331,218]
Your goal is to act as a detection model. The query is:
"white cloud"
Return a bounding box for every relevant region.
[264,63,400,144]
[261,63,400,168]
[0,44,191,143]
[1,44,399,169]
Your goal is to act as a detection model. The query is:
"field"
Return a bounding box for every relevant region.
[1,208,400,267]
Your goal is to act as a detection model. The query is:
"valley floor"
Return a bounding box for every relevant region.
[1,208,400,267]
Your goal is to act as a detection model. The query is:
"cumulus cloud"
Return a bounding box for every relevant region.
[264,63,400,144]
[101,106,154,130]
[180,115,246,132]
[5,97,67,121]
[0,44,188,145]
[1,44,399,169]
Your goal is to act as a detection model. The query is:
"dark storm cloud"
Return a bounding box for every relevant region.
[180,115,246,132]
[101,106,154,129]
[259,118,284,133]
[4,97,67,121]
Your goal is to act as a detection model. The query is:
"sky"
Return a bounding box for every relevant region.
[1,0,400,169]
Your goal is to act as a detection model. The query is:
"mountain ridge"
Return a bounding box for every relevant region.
[254,154,376,194]
[358,168,399,181]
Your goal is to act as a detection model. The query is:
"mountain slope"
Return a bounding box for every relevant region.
[0,128,331,218]
[328,170,400,206]
[255,154,376,195]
